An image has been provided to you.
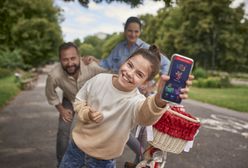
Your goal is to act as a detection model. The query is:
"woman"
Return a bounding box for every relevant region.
[99,16,170,75]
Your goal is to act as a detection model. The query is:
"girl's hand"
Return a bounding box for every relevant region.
[88,107,104,123]
[155,74,194,107]
[179,75,194,99]
[155,75,170,107]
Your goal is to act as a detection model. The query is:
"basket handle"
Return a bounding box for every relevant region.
[167,109,200,123]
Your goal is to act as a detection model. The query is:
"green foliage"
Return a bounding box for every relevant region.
[0,48,25,69]
[84,36,103,48]
[140,0,248,72]
[140,14,159,45]
[12,18,62,66]
[19,71,36,80]
[194,76,231,88]
[0,68,12,79]
[73,38,81,47]
[220,76,231,88]
[77,33,124,59]
[81,35,105,58]
[195,77,221,88]
[207,70,228,77]
[101,33,124,59]
[79,43,98,56]
[0,76,20,108]
[189,86,248,112]
[230,72,248,80]
[141,7,183,57]
[0,0,63,68]
[193,67,208,79]
[64,0,172,8]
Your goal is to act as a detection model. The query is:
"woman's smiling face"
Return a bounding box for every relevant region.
[124,22,141,45]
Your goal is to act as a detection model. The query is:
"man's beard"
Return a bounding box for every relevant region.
[62,63,80,76]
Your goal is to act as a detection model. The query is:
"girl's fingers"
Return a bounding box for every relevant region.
[92,112,103,123]
[179,93,188,99]
[157,75,170,93]
[95,115,103,123]
[90,107,97,113]
[189,74,195,80]
[185,75,194,86]
[180,87,190,99]
[186,80,193,86]
[180,87,189,94]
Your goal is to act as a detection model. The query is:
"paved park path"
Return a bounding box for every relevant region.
[0,64,248,168]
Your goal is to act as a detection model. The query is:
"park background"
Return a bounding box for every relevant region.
[1,1,248,168]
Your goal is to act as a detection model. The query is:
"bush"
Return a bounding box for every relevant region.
[0,68,13,79]
[220,76,231,88]
[193,67,208,79]
[208,70,229,77]
[0,48,25,69]
[230,72,248,80]
[194,76,231,88]
[194,78,220,88]
[0,76,20,108]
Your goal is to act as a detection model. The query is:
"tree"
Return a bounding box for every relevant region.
[177,0,248,72]
[140,0,248,72]
[73,38,82,47]
[63,0,175,8]
[140,7,183,58]
[0,48,24,69]
[101,33,124,59]
[12,18,62,66]
[79,43,97,56]
[0,0,63,68]
[83,35,105,58]
[140,14,158,44]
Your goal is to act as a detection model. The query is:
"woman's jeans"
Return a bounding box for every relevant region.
[127,127,147,164]
[59,140,116,168]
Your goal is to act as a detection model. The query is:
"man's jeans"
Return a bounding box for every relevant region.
[57,98,74,166]
[59,140,116,168]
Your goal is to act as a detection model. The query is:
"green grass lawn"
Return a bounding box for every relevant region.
[189,86,248,112]
[0,76,20,109]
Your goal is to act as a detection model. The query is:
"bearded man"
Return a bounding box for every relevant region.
[45,42,105,167]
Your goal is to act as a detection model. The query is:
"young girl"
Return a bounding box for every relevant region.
[83,17,171,165]
[59,45,192,168]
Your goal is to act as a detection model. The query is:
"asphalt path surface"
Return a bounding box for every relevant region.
[0,66,248,168]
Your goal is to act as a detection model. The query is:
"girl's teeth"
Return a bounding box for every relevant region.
[123,75,130,83]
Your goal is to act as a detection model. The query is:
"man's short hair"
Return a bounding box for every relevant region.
[59,42,79,58]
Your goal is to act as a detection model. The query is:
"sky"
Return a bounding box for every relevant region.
[54,0,248,42]
[54,0,165,42]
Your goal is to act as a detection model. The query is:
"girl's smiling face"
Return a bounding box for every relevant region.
[114,54,152,92]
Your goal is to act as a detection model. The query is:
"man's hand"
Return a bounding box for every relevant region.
[155,74,194,107]
[82,56,100,65]
[56,104,73,123]
[88,107,103,123]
